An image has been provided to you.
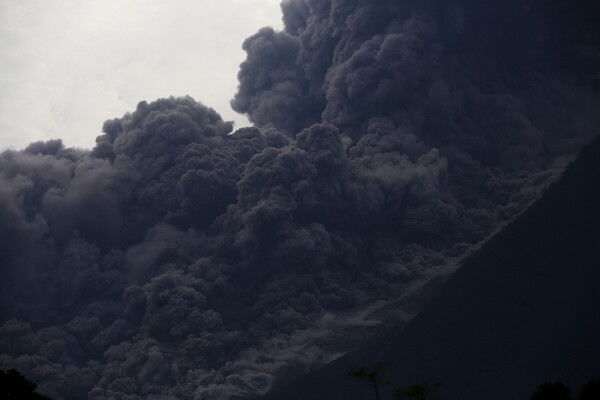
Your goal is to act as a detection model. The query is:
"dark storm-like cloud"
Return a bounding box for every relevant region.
[2,0,599,399]
[231,27,323,135]
[234,0,600,169]
[0,105,572,400]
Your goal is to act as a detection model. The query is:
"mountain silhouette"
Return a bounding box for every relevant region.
[262,135,600,400]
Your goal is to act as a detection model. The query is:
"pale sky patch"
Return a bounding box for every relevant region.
[0,0,283,150]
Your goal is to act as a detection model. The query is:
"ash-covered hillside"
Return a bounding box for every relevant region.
[262,134,600,400]
[1,0,599,399]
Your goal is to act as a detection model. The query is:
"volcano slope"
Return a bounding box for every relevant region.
[262,135,600,400]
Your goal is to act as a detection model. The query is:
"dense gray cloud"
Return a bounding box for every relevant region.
[1,0,599,399]
[231,27,323,135]
[236,0,600,169]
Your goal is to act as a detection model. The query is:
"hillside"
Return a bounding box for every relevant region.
[263,135,600,400]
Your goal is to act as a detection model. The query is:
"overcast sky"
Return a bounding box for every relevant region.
[0,0,283,151]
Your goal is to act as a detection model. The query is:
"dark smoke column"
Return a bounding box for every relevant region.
[233,0,600,169]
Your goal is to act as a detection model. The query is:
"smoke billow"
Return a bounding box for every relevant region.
[1,1,599,399]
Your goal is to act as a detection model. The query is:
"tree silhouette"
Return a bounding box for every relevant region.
[530,381,572,400]
[0,369,52,400]
[578,378,600,400]
[347,363,387,400]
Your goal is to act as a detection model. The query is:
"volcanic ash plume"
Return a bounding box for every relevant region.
[1,0,599,399]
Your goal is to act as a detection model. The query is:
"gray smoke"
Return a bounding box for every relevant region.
[1,0,599,399]
[235,0,600,168]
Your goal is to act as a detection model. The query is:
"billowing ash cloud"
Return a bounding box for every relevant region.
[235,0,600,168]
[1,0,599,399]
